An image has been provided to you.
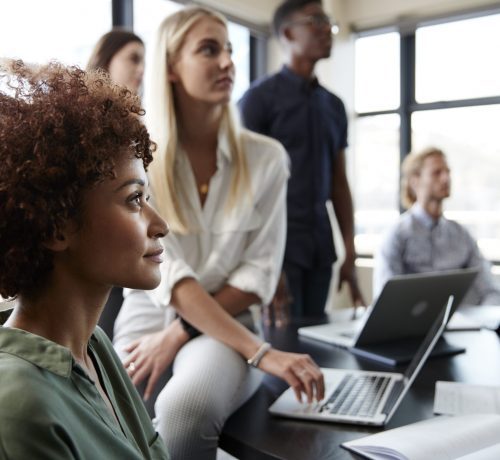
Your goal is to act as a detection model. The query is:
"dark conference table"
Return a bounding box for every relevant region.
[220,310,500,460]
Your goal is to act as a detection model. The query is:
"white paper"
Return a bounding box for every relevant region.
[455,443,500,460]
[342,414,500,460]
[434,381,500,415]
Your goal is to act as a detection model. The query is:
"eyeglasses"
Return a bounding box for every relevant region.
[285,14,339,34]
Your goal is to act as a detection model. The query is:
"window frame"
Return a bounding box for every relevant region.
[354,7,500,261]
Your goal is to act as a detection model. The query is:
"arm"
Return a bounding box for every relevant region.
[462,232,500,305]
[212,285,260,316]
[373,224,406,299]
[331,149,365,306]
[172,277,324,403]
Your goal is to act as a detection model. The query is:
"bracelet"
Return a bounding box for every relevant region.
[178,316,201,340]
[247,342,271,368]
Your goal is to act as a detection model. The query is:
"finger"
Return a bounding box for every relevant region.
[295,361,321,403]
[123,349,139,369]
[308,364,325,401]
[284,370,303,403]
[144,368,161,402]
[296,369,315,403]
[123,338,141,353]
[301,357,325,401]
[131,360,151,387]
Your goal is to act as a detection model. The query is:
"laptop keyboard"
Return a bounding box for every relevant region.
[321,374,391,417]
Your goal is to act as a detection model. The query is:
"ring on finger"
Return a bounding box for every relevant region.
[127,361,136,373]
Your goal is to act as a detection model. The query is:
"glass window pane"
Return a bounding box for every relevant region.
[354,32,400,113]
[0,0,111,67]
[412,105,500,260]
[227,22,250,102]
[416,14,500,103]
[352,114,401,255]
[134,1,250,102]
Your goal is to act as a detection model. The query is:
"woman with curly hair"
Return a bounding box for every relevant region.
[0,60,169,459]
[113,6,325,459]
[87,29,145,94]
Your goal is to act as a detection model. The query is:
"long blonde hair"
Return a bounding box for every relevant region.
[147,5,250,234]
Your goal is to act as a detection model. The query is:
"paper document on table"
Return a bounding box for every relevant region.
[456,443,500,460]
[341,414,500,460]
[434,381,500,416]
[446,311,481,331]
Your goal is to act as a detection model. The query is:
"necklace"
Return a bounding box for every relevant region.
[199,183,209,195]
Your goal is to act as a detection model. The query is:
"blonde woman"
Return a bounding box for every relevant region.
[113,6,324,459]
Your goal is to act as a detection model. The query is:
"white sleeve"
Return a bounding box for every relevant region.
[227,142,289,306]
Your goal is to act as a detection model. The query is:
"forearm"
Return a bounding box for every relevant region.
[212,284,261,316]
[171,277,261,359]
[332,184,356,262]
[331,149,356,263]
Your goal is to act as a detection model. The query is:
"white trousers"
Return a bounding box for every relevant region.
[114,290,263,460]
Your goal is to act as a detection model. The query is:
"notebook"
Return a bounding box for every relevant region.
[268,296,453,426]
[298,268,478,365]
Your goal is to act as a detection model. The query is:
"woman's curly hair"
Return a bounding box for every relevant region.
[0,60,154,299]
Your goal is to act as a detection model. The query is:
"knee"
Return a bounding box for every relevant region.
[155,384,226,437]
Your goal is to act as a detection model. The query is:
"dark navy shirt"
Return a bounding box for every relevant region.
[239,66,348,269]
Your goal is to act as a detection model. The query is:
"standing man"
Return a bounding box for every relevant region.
[239,0,363,318]
[374,147,500,305]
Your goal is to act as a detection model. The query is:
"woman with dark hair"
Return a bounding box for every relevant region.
[0,60,169,459]
[87,29,145,94]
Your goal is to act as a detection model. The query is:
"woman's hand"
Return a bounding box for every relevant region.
[122,319,189,401]
[258,349,325,403]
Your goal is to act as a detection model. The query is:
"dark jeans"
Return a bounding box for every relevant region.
[283,261,332,319]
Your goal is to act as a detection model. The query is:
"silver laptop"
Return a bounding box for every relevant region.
[298,269,478,354]
[269,296,453,426]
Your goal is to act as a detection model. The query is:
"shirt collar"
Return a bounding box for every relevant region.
[410,203,441,229]
[279,65,320,92]
[0,312,99,379]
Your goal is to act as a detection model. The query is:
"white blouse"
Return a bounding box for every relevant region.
[140,127,289,310]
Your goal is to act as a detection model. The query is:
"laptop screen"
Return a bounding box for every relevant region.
[385,296,454,420]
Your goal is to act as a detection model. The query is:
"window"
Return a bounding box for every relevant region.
[354,32,400,113]
[353,11,500,261]
[0,0,111,67]
[134,0,250,102]
[416,14,500,102]
[352,32,400,255]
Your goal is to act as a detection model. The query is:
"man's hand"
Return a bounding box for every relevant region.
[338,256,366,317]
[122,319,190,401]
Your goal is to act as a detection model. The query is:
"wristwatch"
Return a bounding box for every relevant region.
[178,315,201,340]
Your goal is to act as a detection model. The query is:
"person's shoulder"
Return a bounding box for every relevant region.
[241,128,286,159]
[240,129,289,175]
[242,72,281,98]
[0,353,57,416]
[443,216,475,240]
[318,84,346,110]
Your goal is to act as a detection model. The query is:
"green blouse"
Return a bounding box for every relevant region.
[0,318,169,459]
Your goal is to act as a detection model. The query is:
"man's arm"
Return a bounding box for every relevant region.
[331,149,365,306]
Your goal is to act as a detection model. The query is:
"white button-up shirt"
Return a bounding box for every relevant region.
[143,127,289,311]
